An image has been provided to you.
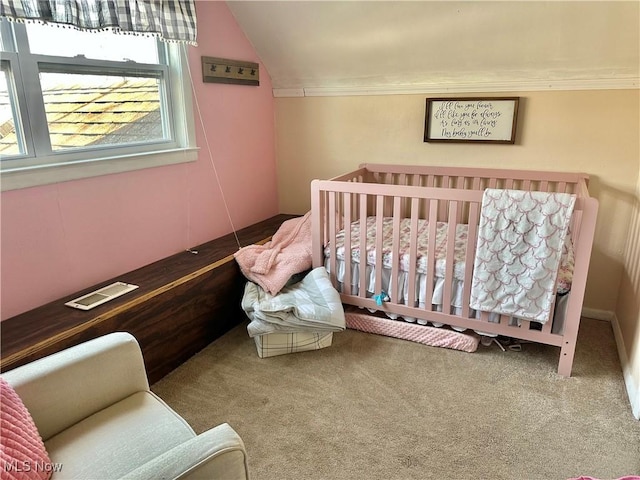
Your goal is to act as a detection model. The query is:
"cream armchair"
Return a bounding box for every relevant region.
[2,332,249,480]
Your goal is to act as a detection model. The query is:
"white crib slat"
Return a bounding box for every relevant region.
[374,195,385,298]
[359,194,368,299]
[407,198,420,311]
[442,201,459,314]
[424,200,439,311]
[391,197,402,304]
[343,192,352,296]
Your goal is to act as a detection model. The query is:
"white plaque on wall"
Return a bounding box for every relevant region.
[424,97,519,144]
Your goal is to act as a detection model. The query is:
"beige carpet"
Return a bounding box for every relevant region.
[152,317,639,480]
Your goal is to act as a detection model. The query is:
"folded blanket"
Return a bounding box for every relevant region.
[470,189,575,323]
[242,267,346,338]
[345,312,479,353]
[234,212,312,296]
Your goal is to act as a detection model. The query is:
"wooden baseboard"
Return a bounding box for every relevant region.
[0,214,296,383]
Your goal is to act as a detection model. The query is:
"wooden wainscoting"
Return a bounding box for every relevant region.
[1,214,296,383]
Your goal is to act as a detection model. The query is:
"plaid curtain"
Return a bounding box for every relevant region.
[0,0,197,45]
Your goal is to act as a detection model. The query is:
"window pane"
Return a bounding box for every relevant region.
[0,19,9,52]
[26,23,159,63]
[40,72,165,151]
[0,67,22,156]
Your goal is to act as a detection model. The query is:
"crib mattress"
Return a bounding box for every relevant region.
[324,216,574,294]
[324,216,573,332]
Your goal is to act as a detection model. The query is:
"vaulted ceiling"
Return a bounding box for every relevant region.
[226,1,640,95]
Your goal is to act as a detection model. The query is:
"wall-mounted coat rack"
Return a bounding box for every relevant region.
[201,56,259,86]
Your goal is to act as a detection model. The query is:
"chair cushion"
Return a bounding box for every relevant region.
[0,377,52,480]
[45,391,195,479]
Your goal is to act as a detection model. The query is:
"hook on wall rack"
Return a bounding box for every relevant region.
[201,56,259,86]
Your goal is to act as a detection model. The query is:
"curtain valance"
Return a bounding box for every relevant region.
[0,0,197,45]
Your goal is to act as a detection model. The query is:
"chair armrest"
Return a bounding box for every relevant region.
[1,332,149,440]
[121,423,250,480]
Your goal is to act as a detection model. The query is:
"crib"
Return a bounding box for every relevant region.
[310,164,598,376]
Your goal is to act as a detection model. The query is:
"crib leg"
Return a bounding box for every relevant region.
[557,339,577,377]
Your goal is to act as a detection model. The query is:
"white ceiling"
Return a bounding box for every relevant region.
[226,1,640,95]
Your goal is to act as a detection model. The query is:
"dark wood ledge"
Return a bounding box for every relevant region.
[1,214,296,383]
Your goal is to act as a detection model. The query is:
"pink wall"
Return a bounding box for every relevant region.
[0,1,278,320]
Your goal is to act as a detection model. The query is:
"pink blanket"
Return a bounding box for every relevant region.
[234,212,312,295]
[1,378,53,480]
[345,312,479,353]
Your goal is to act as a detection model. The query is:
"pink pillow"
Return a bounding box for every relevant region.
[569,477,640,480]
[0,377,53,480]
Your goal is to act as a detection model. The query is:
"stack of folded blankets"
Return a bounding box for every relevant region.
[235,213,345,358]
[242,267,345,357]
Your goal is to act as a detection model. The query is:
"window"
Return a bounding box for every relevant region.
[0,20,196,190]
[0,61,23,156]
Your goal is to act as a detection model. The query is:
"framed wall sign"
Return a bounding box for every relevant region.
[424,97,519,144]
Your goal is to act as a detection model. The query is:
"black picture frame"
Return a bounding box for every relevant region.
[424,97,519,144]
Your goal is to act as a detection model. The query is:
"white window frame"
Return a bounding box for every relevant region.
[0,21,197,191]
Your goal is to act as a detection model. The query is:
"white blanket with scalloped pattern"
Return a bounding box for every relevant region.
[469,189,575,324]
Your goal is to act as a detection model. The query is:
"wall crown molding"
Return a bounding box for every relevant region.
[273,77,639,97]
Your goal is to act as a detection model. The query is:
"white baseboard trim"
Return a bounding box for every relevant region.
[581,307,615,322]
[610,314,640,420]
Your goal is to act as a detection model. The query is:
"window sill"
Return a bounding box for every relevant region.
[0,147,199,191]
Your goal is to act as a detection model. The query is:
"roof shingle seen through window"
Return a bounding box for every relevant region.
[0,78,162,154]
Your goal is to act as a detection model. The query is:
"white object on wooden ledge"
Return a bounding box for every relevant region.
[64,281,138,310]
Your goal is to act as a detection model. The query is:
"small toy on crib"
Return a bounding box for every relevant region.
[373,291,390,306]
